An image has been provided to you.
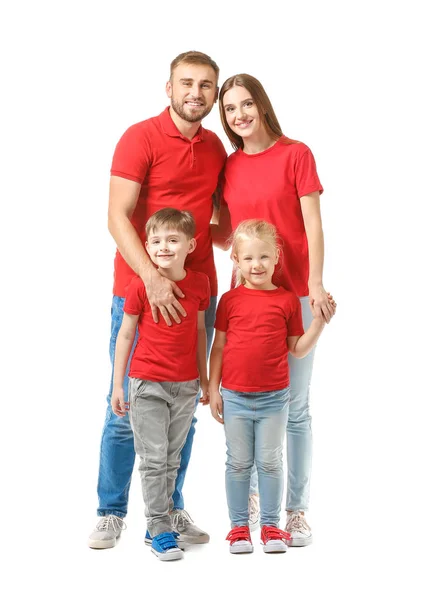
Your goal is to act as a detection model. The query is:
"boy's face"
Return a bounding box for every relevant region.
[146,227,196,270]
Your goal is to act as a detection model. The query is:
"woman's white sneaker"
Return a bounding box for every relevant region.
[285,511,313,547]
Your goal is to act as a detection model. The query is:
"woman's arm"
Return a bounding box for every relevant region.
[111,312,139,416]
[197,311,208,404]
[208,330,227,423]
[300,191,335,323]
[211,201,232,251]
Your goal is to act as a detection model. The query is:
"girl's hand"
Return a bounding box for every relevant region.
[111,387,127,417]
[210,389,224,424]
[309,284,336,323]
[200,379,210,405]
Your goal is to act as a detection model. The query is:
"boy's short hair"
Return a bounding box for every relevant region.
[145,208,196,239]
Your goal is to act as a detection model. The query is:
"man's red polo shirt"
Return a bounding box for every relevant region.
[110,107,226,298]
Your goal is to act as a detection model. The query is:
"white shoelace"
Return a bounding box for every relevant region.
[172,509,193,527]
[286,513,310,533]
[96,515,126,532]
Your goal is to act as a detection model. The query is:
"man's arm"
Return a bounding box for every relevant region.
[300,191,335,323]
[108,175,186,325]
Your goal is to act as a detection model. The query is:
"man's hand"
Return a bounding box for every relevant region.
[111,387,127,417]
[309,283,336,324]
[210,389,224,424]
[144,270,186,325]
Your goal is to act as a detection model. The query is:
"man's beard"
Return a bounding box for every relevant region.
[171,97,212,123]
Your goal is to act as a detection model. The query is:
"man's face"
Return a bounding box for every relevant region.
[166,63,218,123]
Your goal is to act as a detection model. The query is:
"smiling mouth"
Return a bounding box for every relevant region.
[185,100,204,107]
[236,120,253,128]
[157,254,174,258]
[251,272,265,275]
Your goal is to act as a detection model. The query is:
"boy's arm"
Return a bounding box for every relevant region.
[209,330,227,424]
[111,312,139,416]
[197,311,208,404]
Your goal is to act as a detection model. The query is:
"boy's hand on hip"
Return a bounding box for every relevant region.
[144,270,186,326]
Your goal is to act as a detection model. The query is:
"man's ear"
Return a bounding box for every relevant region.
[214,86,219,103]
[188,238,197,254]
[166,80,172,99]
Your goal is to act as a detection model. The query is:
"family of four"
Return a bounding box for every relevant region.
[87,50,336,560]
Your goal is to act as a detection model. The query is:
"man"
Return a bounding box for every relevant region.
[88,51,226,550]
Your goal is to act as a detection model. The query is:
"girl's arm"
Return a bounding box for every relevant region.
[209,330,227,424]
[300,192,335,323]
[197,311,209,404]
[111,312,139,417]
[288,301,326,359]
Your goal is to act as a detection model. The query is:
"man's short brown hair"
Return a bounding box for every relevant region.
[170,50,219,81]
[145,208,196,239]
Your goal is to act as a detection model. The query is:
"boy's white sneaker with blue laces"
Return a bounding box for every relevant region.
[151,532,184,561]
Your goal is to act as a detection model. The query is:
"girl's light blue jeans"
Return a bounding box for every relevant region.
[249,296,315,511]
[223,386,290,527]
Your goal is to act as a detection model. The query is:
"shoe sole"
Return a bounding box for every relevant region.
[88,538,117,549]
[287,536,313,547]
[145,538,186,550]
[230,543,254,554]
[176,533,210,544]
[151,548,184,561]
[262,543,288,553]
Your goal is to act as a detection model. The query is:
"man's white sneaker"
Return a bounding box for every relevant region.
[170,509,210,544]
[248,494,260,532]
[88,515,126,549]
[285,511,313,547]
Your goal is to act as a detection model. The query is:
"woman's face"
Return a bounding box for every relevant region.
[222,85,264,141]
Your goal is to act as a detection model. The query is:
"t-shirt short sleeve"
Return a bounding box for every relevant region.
[287,296,305,336]
[214,294,229,332]
[110,123,152,184]
[123,277,146,315]
[199,275,211,311]
[295,147,324,198]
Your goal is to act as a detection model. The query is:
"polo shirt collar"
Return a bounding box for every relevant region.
[158,107,204,142]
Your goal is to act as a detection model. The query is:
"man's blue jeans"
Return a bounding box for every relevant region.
[97,295,217,518]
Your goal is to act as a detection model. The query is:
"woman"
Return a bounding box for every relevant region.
[212,74,335,546]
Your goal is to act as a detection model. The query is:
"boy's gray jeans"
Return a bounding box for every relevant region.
[128,377,199,537]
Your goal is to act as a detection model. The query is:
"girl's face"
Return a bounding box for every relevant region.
[234,237,279,290]
[222,85,265,141]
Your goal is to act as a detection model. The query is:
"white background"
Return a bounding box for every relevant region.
[2,1,422,598]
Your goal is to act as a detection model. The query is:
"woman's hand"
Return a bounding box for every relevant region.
[309,283,336,323]
[209,389,224,424]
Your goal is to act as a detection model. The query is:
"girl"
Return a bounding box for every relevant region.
[211,74,335,545]
[209,220,335,554]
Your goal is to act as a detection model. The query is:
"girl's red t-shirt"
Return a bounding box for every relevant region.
[215,285,304,392]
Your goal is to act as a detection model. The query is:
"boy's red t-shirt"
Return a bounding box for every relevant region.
[215,285,304,392]
[111,108,226,298]
[124,269,210,382]
[222,139,323,297]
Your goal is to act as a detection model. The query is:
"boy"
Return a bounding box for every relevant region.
[111,208,210,561]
